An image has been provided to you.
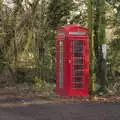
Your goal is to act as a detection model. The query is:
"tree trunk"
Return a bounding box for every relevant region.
[99,0,107,89]
[94,0,107,92]
[88,0,95,93]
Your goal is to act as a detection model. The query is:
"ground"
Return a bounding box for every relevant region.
[0,87,120,120]
[0,102,120,120]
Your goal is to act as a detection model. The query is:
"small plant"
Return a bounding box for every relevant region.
[33,76,56,97]
[33,77,46,89]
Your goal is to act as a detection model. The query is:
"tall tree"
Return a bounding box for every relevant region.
[94,0,107,92]
[88,0,96,93]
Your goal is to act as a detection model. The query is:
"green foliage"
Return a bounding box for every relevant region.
[34,76,47,89]
[70,0,87,26]
[107,38,120,93]
[47,0,74,29]
[105,0,120,94]
[33,76,55,96]
[0,0,120,96]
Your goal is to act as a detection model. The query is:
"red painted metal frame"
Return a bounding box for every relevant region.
[56,24,90,96]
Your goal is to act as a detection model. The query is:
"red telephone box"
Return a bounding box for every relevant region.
[56,24,89,96]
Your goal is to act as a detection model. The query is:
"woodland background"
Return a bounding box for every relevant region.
[0,0,120,96]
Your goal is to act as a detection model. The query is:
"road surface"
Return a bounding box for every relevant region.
[0,102,120,120]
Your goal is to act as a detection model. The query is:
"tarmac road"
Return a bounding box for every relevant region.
[0,102,120,120]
